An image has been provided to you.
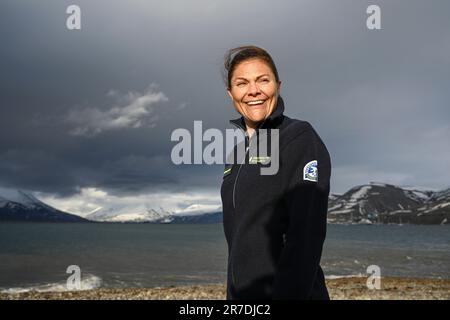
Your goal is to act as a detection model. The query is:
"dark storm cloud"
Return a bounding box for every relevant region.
[0,0,449,198]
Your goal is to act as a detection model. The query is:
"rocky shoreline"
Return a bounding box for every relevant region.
[1,277,449,300]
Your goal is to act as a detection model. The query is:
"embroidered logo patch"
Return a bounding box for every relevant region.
[249,156,271,165]
[303,160,318,182]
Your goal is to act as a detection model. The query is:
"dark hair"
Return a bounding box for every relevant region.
[223,45,280,90]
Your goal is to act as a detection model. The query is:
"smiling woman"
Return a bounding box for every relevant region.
[221,46,332,300]
[224,46,281,138]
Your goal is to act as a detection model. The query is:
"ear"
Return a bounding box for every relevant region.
[227,89,233,100]
[277,80,282,95]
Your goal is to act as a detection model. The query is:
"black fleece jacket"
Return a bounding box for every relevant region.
[221,96,331,300]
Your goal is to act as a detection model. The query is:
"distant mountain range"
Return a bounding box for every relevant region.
[0,188,222,223]
[328,182,450,225]
[0,183,449,224]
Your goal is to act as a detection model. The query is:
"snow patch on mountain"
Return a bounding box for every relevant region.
[349,185,371,202]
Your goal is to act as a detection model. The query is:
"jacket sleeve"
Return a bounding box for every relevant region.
[272,125,331,299]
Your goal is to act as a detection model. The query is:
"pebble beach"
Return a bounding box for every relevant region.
[1,277,449,300]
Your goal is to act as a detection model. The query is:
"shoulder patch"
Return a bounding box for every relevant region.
[303,160,318,182]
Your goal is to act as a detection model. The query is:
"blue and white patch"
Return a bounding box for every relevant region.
[303,160,318,182]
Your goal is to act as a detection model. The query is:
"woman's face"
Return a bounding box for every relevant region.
[227,58,281,127]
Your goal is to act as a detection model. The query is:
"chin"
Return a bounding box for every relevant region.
[246,117,265,125]
[248,112,266,122]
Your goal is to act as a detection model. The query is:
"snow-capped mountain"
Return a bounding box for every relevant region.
[85,203,222,223]
[327,182,450,224]
[86,205,174,223]
[0,188,88,222]
[175,204,223,216]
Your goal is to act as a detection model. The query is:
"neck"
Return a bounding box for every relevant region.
[244,119,261,137]
[246,127,255,138]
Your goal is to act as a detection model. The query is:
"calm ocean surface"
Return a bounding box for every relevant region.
[0,223,449,292]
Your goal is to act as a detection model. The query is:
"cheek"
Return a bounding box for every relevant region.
[231,96,245,111]
[231,91,246,103]
[267,85,278,97]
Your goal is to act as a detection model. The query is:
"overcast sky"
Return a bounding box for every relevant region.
[1,0,449,215]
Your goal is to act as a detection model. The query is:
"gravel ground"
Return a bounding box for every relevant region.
[1,277,449,300]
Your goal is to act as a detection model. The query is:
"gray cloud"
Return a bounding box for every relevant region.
[0,0,449,206]
[66,84,168,136]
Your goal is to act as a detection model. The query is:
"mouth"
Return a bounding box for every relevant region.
[244,99,267,106]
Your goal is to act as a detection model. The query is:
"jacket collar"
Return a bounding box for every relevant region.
[229,96,285,131]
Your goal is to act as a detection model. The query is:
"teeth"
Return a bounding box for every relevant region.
[246,100,265,105]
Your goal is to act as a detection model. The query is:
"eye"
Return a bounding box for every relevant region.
[259,78,270,83]
[236,82,246,87]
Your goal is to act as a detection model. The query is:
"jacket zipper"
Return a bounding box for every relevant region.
[229,123,249,288]
[230,119,268,210]
[232,135,249,209]
[229,119,268,289]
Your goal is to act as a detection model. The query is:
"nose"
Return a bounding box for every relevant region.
[247,81,260,96]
